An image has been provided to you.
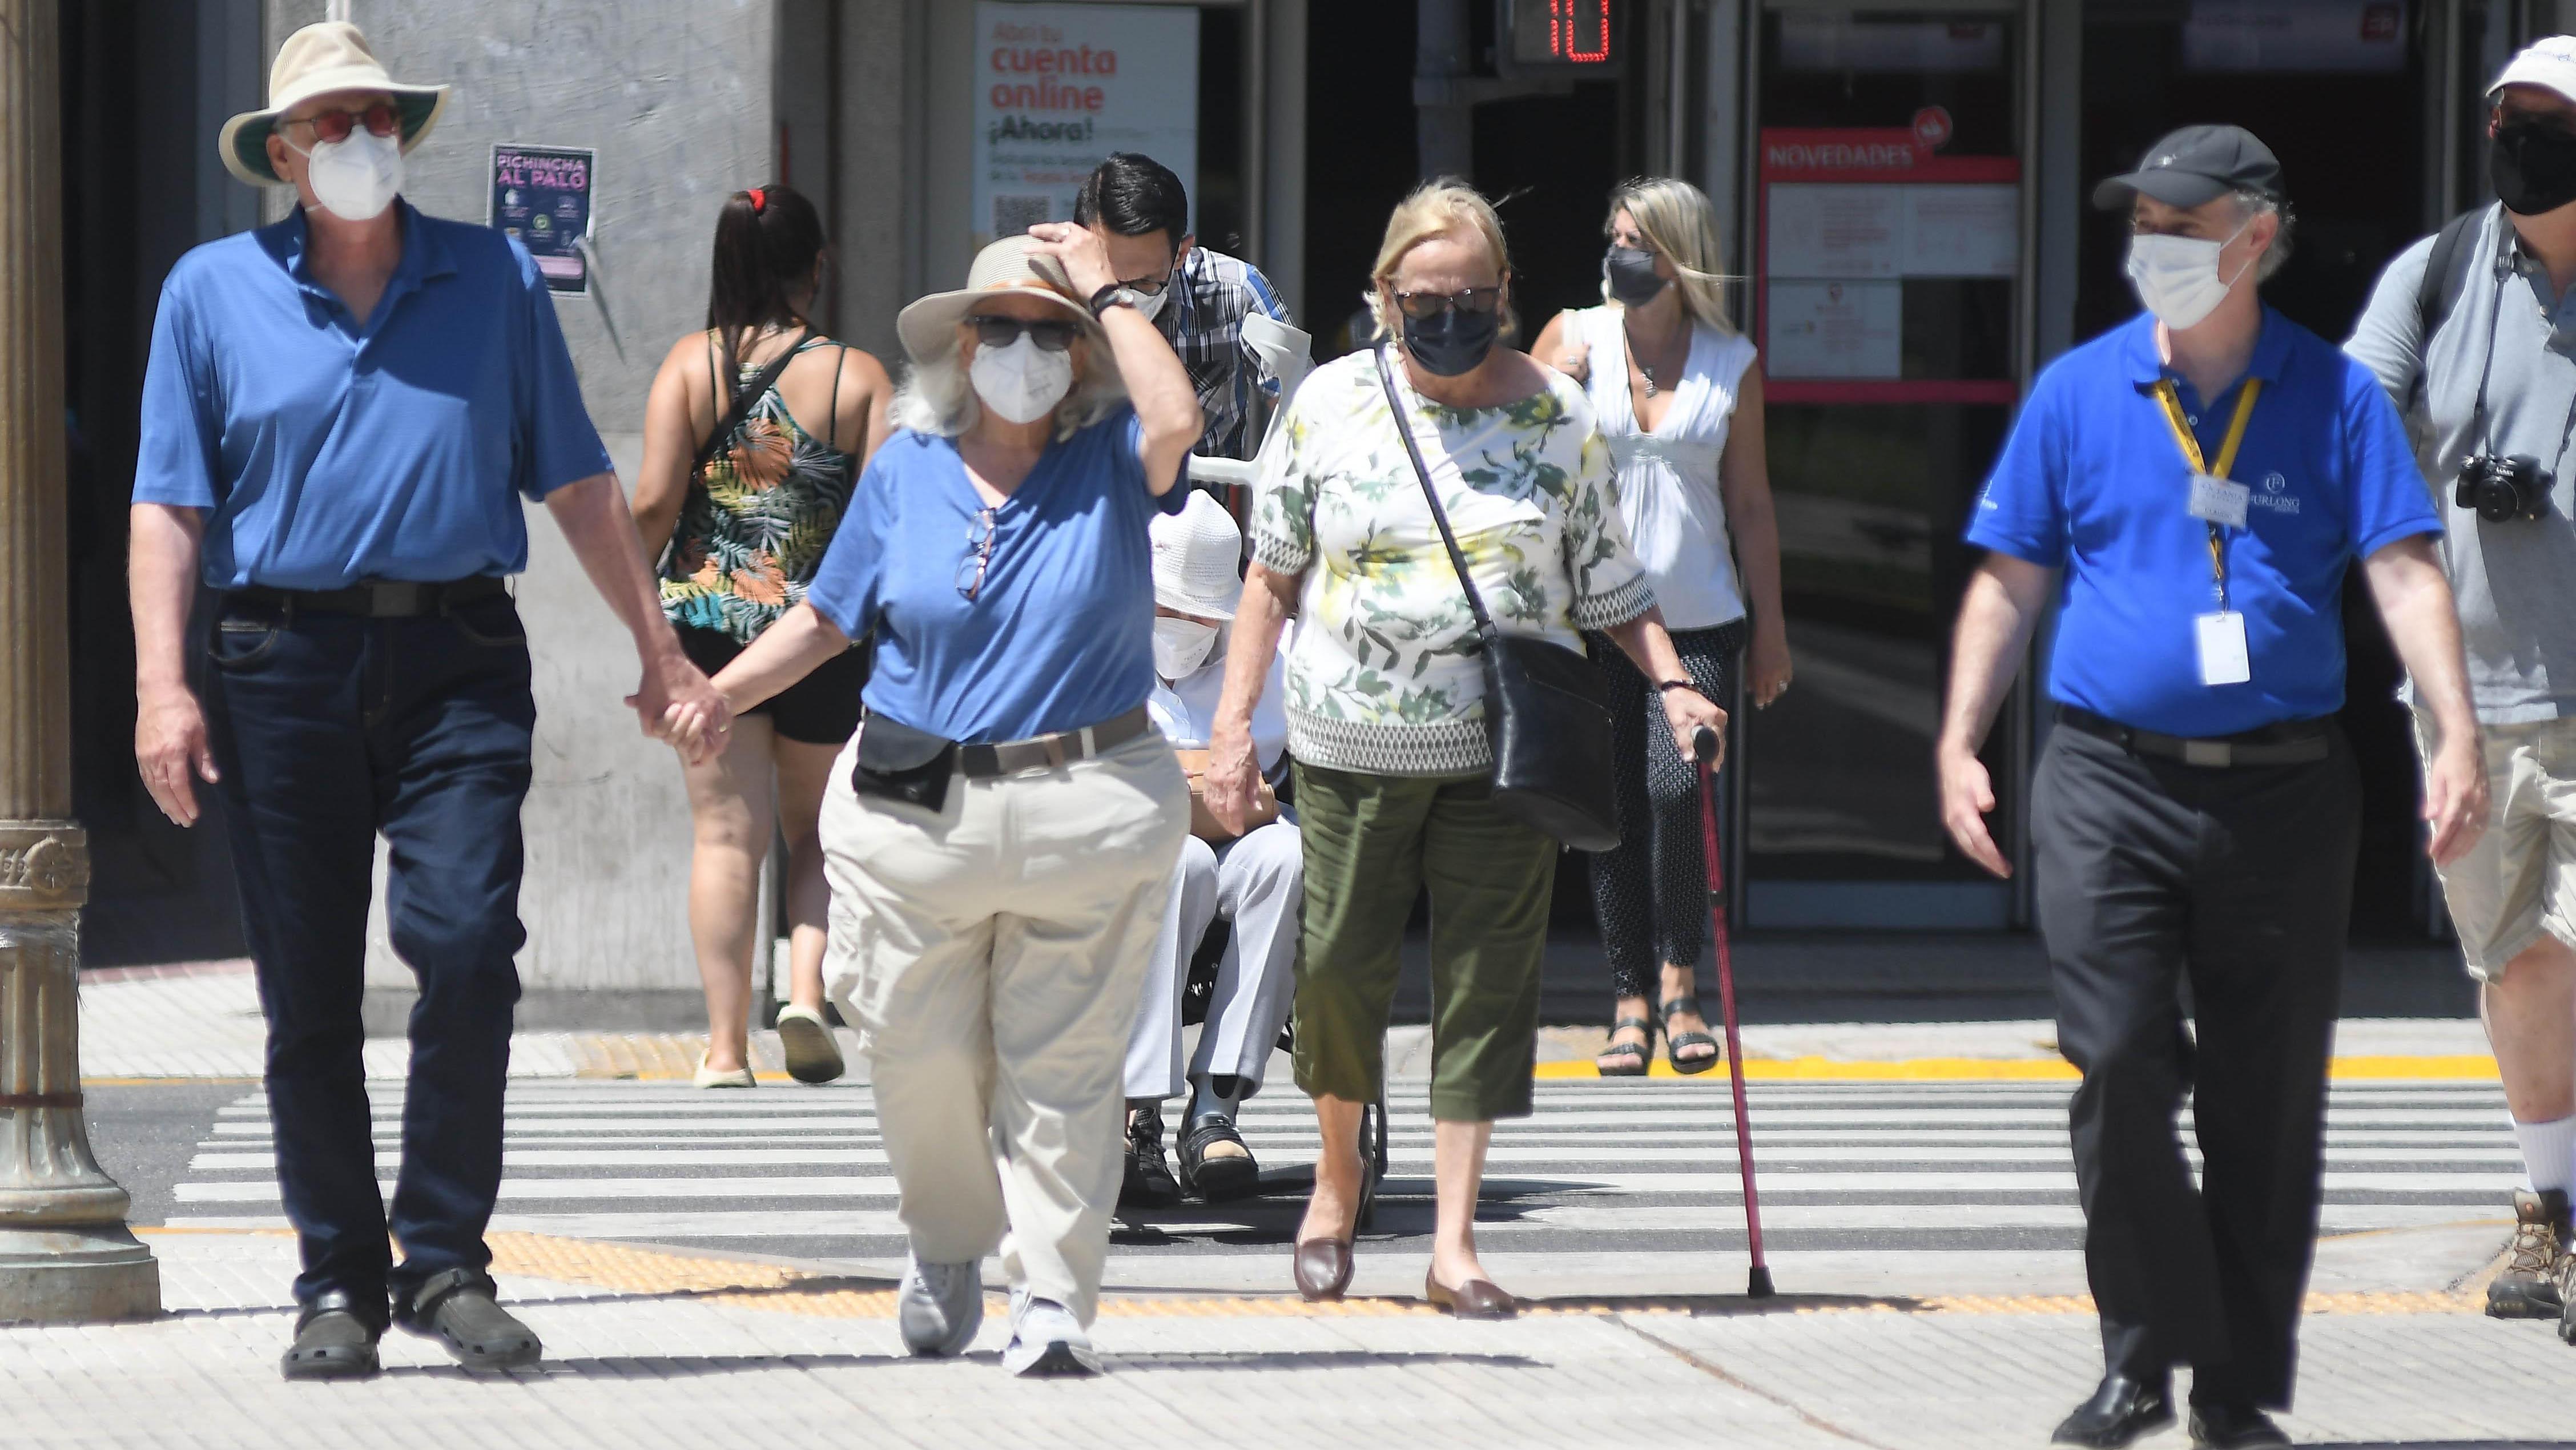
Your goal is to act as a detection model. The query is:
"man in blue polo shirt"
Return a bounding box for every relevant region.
[1937,127,2486,1448]
[127,24,726,1381]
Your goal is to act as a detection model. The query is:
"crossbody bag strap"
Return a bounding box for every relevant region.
[1372,344,1498,643]
[690,325,812,482]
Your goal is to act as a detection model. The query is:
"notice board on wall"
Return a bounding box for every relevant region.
[1757,114,2020,401]
[489,144,595,296]
[971,2,1199,244]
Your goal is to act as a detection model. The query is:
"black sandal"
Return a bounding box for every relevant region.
[1597,1016,1655,1077]
[1657,996,1720,1076]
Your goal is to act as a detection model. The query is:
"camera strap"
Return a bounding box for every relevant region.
[2151,377,2262,611]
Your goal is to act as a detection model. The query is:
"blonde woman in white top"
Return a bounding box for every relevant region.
[1531,177,1792,1078]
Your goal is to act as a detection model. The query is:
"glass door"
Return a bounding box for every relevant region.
[1738,1,2028,928]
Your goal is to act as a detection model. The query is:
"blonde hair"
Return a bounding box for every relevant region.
[1362,178,1512,340]
[1604,176,1737,335]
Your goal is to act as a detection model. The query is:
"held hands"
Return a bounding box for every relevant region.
[1201,726,1264,837]
[630,651,733,766]
[1938,740,2010,879]
[1663,687,1727,772]
[135,684,218,827]
[1023,221,1118,301]
[2422,734,2490,867]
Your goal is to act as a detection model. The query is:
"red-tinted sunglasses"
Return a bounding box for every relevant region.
[283,102,401,146]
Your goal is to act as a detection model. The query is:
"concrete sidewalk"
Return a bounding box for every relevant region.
[6,1229,2569,1450]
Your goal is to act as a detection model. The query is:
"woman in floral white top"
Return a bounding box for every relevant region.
[1202,181,1724,1318]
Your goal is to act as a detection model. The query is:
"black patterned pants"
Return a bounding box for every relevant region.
[1580,621,1746,1002]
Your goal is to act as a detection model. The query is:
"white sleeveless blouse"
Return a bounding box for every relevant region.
[1569,305,1758,631]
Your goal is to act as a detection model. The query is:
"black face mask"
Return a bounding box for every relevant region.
[2492,118,2576,216]
[1400,305,1501,377]
[1604,245,1668,306]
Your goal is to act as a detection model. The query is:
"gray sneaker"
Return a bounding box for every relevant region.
[897,1254,983,1358]
[2489,1188,2570,1320]
[1001,1295,1101,1377]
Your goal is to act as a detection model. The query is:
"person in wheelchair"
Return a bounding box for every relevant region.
[1122,492,1302,1206]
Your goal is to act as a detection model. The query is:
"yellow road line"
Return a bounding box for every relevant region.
[1536,1055,2499,1082]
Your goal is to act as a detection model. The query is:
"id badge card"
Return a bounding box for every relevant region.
[2188,473,2251,529]
[2195,611,2251,687]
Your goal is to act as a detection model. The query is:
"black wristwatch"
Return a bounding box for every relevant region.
[1089,284,1147,318]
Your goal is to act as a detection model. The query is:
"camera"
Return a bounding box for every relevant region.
[2454,453,2553,523]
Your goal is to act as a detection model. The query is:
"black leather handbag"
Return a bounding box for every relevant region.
[1372,347,1621,852]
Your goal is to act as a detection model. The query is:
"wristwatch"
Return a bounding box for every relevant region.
[1655,679,1701,695]
[1089,284,1149,318]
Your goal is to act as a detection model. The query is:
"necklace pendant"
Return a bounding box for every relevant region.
[1643,378,1657,398]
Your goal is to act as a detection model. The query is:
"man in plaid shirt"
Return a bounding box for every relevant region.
[1076,152,1291,462]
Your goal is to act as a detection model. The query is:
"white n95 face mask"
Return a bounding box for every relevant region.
[1133,285,1170,323]
[297,128,405,223]
[1152,617,1219,679]
[2124,220,2254,332]
[969,334,1076,425]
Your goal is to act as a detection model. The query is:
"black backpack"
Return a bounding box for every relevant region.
[2410,204,2493,395]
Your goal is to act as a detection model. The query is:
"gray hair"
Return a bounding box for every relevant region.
[888,339,1129,441]
[2232,189,2295,283]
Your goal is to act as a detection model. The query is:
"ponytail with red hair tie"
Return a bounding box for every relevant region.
[747,187,767,215]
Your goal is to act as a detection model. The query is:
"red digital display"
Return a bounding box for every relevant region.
[1511,0,1615,67]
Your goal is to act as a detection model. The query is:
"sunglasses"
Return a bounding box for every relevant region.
[956,507,999,602]
[282,102,402,146]
[969,316,1078,352]
[1391,287,1503,321]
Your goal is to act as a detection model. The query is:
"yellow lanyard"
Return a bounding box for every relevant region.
[2150,377,2262,610]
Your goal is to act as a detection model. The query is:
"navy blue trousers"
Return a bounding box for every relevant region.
[203,591,534,1312]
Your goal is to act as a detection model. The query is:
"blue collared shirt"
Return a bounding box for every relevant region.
[1967,308,2440,737]
[134,200,612,590]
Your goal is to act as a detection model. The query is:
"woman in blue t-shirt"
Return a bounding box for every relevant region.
[665,225,1200,1378]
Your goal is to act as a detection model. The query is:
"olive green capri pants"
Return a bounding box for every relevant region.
[1290,762,1558,1122]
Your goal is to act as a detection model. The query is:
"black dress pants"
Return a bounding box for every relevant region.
[2032,723,2357,1412]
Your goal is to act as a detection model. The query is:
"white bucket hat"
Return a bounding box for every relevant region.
[895,233,1109,364]
[220,22,450,187]
[1152,492,1245,622]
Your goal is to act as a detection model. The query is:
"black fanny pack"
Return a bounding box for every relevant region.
[850,716,958,813]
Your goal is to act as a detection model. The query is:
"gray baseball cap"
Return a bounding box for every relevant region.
[2091,125,2286,211]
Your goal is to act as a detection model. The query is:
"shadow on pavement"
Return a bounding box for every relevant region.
[379,1349,1540,1379]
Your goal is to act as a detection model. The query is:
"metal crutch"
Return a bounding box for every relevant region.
[1692,724,1774,1299]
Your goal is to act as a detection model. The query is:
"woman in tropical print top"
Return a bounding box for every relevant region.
[631,184,892,1089]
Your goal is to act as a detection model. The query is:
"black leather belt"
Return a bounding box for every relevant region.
[2056,704,2331,768]
[226,576,510,618]
[956,706,1154,778]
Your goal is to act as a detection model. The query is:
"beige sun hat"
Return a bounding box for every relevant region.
[1152,492,1245,621]
[219,22,450,187]
[895,233,1107,364]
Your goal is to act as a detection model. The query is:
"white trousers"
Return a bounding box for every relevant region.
[1122,820,1304,1102]
[822,731,1186,1326]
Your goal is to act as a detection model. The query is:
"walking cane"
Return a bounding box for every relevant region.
[1692,724,1774,1299]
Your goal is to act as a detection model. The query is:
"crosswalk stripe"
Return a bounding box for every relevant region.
[170,1079,2523,1259]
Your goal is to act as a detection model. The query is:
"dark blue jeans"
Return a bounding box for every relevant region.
[203,591,535,1314]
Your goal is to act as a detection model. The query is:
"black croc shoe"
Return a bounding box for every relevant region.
[280,1288,385,1381]
[1177,1114,1261,1202]
[395,1268,542,1372]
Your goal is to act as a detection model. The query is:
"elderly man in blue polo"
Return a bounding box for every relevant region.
[128,23,727,1380]
[1937,126,2486,1448]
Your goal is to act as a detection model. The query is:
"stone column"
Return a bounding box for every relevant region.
[0,0,160,1324]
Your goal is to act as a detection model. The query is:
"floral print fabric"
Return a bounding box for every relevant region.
[1251,348,1654,776]
[659,336,857,642]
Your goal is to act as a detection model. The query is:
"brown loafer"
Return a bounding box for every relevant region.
[1425,1269,1516,1320]
[1293,1238,1354,1302]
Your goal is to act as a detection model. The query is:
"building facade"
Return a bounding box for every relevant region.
[66,0,2570,989]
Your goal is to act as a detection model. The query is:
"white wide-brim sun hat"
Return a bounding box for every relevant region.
[895,233,1109,365]
[219,21,450,187]
[1152,491,1245,622]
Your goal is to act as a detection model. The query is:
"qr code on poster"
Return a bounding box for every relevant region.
[992,195,1052,236]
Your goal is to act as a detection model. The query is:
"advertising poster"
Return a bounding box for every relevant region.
[490,144,595,295]
[1766,280,1903,380]
[972,3,1199,244]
